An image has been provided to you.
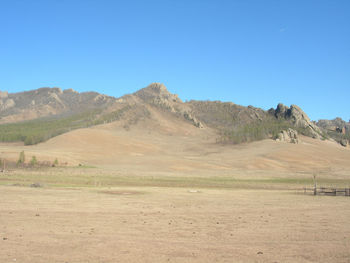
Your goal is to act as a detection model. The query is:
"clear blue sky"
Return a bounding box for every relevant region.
[1,0,349,121]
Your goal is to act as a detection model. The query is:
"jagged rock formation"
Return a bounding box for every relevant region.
[0,98,15,111]
[274,103,323,139]
[276,128,299,144]
[317,117,350,133]
[317,117,350,147]
[183,111,203,128]
[0,90,15,111]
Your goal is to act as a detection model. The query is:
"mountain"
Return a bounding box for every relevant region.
[0,87,116,123]
[0,83,348,147]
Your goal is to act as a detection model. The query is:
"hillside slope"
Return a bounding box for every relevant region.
[1,82,349,178]
[0,118,349,179]
[0,83,348,147]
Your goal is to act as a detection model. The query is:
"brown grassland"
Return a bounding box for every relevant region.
[1,119,350,262]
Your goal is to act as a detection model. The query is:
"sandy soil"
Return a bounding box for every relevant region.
[1,186,349,263]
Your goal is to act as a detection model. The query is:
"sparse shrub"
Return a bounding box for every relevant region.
[30,156,37,166]
[30,182,42,188]
[218,118,294,144]
[0,106,131,145]
[0,158,5,171]
[53,158,59,167]
[17,151,25,166]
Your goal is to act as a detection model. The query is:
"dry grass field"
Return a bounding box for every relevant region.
[1,185,350,263]
[1,121,350,262]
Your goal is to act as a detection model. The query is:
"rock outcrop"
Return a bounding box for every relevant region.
[276,128,300,144]
[183,111,203,128]
[317,118,350,133]
[0,91,15,111]
[135,83,203,128]
[275,103,290,119]
[0,98,15,111]
[316,118,349,147]
[275,103,323,139]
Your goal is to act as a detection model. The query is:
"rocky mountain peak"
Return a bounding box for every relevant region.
[275,103,289,119]
[63,88,79,94]
[133,83,202,128]
[146,82,168,92]
[134,83,182,103]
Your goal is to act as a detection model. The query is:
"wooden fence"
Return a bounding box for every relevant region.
[303,187,350,196]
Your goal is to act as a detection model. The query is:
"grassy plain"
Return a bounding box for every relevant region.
[1,167,350,189]
[1,176,350,263]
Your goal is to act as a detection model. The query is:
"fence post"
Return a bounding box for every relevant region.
[313,174,317,196]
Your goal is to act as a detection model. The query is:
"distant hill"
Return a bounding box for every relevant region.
[0,87,116,123]
[0,83,348,147]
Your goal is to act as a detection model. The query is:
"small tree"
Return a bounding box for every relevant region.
[1,159,5,172]
[17,151,25,166]
[0,158,3,172]
[53,158,59,167]
[30,156,37,167]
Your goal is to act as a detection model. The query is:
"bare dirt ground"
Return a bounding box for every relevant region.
[1,186,349,263]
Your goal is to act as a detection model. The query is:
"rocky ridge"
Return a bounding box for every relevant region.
[0,83,347,147]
